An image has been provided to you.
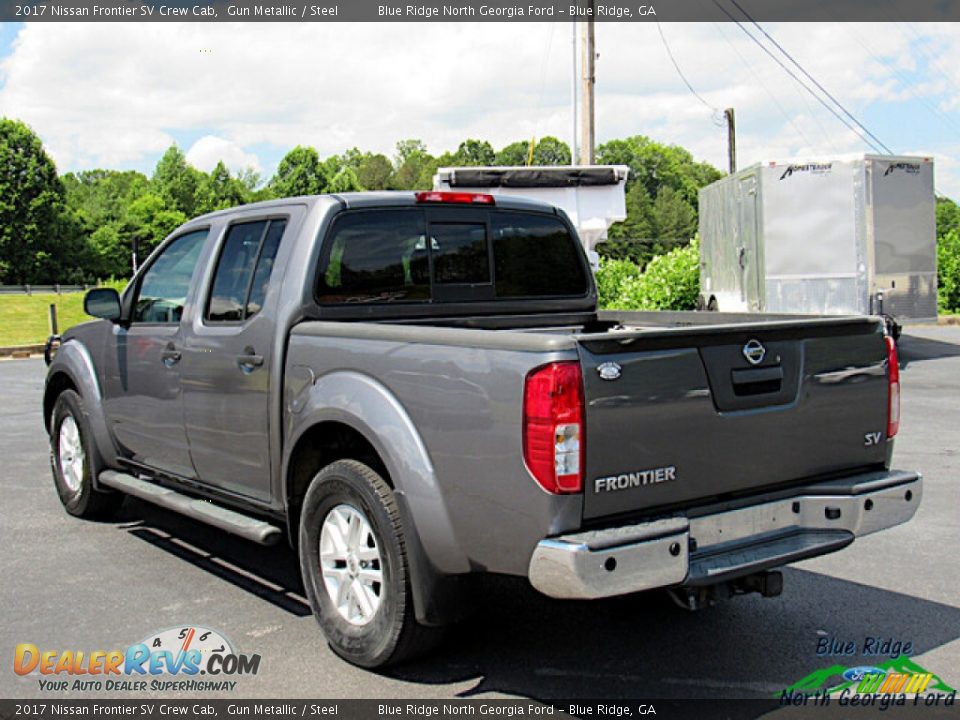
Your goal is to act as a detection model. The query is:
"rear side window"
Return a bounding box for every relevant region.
[318,210,430,304]
[492,212,588,297]
[207,219,286,322]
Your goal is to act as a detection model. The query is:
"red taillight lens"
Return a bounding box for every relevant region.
[414,191,495,205]
[885,335,900,439]
[523,362,584,494]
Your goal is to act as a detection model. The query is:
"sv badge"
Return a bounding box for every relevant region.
[864,432,883,446]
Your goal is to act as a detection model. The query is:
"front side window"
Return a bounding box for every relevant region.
[133,230,208,323]
[206,219,287,322]
[318,210,429,304]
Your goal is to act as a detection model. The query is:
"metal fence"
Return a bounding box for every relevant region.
[0,284,91,296]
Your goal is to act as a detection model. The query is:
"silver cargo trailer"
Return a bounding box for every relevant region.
[698,154,937,328]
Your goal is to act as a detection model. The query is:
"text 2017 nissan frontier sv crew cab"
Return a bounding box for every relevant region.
[43,189,920,668]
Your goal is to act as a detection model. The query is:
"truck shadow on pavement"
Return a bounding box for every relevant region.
[116,497,960,700]
[899,333,960,368]
[389,572,960,700]
[117,498,312,617]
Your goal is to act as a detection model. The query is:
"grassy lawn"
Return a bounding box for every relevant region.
[0,293,93,346]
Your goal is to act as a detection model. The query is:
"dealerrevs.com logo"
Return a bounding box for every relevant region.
[14,626,261,692]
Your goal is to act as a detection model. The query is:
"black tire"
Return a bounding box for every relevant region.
[50,390,123,519]
[299,459,442,668]
[706,295,719,312]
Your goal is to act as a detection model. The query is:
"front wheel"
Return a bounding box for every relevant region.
[50,390,122,519]
[298,459,441,668]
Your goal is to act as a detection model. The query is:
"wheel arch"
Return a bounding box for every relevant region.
[43,341,118,481]
[281,371,472,626]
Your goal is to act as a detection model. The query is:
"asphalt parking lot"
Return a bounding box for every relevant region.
[2,328,958,701]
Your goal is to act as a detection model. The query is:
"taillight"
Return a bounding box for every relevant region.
[885,335,900,439]
[523,362,584,494]
[414,191,495,205]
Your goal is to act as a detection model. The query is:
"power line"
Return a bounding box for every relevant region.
[850,26,960,140]
[713,20,822,152]
[725,0,894,154]
[711,0,889,154]
[656,22,725,126]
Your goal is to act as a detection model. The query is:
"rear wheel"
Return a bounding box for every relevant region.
[50,390,122,519]
[299,459,441,668]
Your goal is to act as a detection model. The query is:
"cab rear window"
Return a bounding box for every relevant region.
[317,208,588,304]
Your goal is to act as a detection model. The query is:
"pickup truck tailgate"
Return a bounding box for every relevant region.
[576,317,891,521]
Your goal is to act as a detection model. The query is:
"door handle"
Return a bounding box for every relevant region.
[237,347,264,372]
[161,343,181,368]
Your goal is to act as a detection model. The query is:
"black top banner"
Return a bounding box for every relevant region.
[2,0,960,22]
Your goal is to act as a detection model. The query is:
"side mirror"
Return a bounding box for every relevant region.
[84,288,122,321]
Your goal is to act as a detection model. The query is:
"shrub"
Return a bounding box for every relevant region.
[938,229,960,313]
[608,238,701,311]
[595,257,642,308]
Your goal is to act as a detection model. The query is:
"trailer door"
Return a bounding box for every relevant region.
[868,157,937,321]
[737,174,763,311]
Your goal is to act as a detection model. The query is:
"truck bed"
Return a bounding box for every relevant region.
[288,310,892,570]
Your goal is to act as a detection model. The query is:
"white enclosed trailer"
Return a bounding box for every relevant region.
[433,166,629,259]
[698,155,937,326]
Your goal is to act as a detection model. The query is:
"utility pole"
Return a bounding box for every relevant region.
[571,23,578,166]
[725,107,736,174]
[579,10,596,165]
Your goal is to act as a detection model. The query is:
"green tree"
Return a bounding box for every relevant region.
[390,139,435,190]
[269,145,327,198]
[395,139,428,165]
[598,135,721,242]
[532,136,572,166]
[495,141,531,166]
[194,161,249,214]
[0,118,73,284]
[152,145,204,217]
[597,135,722,207]
[938,229,960,313]
[453,139,495,167]
[125,193,187,262]
[356,153,393,190]
[649,186,697,240]
[326,166,363,193]
[62,169,151,278]
[936,196,960,238]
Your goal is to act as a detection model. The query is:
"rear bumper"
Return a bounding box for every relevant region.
[528,469,921,599]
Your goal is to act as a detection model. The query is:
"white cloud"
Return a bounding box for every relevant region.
[0,21,959,195]
[185,135,261,173]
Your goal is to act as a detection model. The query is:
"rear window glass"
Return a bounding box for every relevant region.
[318,210,430,304]
[317,208,588,304]
[432,223,490,285]
[492,212,588,297]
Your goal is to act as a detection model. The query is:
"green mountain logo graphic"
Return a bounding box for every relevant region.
[783,655,956,696]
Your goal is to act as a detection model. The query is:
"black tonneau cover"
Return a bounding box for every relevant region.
[446,167,622,188]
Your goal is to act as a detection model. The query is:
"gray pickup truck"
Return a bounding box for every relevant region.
[44,191,920,668]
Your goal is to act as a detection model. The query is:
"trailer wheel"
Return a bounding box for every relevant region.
[883,315,902,342]
[707,296,719,312]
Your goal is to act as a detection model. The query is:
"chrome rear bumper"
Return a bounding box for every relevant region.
[528,469,921,600]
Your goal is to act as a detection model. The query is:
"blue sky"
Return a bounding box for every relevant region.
[1,21,959,197]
